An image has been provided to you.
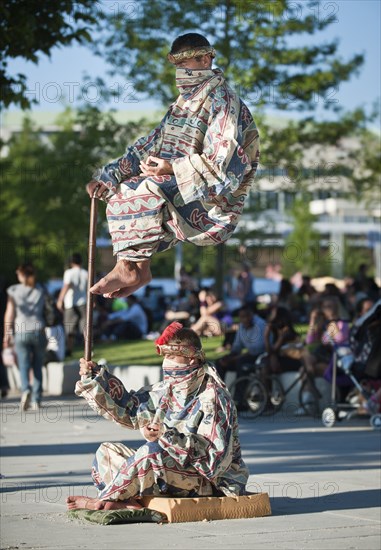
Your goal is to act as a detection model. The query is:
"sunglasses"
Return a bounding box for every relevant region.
[156,344,195,356]
[156,343,205,360]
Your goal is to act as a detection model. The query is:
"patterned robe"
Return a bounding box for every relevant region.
[93,68,260,260]
[75,363,249,501]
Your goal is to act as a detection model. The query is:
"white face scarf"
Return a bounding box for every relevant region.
[175,67,220,99]
[162,356,205,396]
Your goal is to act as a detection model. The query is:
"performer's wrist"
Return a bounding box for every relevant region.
[90,365,101,378]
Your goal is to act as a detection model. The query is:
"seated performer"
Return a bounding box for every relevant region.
[66,322,249,511]
[87,32,260,298]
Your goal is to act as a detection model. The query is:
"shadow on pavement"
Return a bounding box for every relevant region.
[2,470,89,480]
[0,481,88,493]
[0,441,136,457]
[271,489,381,514]
[243,424,380,474]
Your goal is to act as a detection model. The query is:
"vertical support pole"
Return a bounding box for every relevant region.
[84,194,98,362]
[174,242,183,289]
[215,243,225,300]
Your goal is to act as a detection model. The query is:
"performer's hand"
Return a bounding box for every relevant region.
[2,334,12,348]
[143,422,161,442]
[139,156,174,177]
[79,358,98,377]
[86,180,109,199]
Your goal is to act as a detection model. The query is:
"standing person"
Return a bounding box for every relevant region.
[86,32,260,299]
[2,263,47,411]
[236,262,255,308]
[0,275,10,398]
[296,275,318,322]
[57,253,88,357]
[178,267,198,293]
[66,322,248,510]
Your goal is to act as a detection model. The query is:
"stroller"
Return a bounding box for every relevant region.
[322,299,381,429]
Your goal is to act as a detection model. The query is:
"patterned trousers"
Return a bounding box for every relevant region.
[91,441,214,501]
[106,175,241,261]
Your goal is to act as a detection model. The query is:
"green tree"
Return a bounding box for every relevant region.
[91,0,378,288]
[0,0,96,109]
[349,124,381,199]
[92,0,380,201]
[281,197,321,277]
[0,108,152,280]
[94,0,363,109]
[343,237,373,279]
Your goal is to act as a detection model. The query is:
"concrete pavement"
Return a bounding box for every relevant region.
[1,393,380,550]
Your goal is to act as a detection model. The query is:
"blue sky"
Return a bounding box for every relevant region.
[7,0,381,126]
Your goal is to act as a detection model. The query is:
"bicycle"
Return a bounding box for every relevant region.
[228,351,322,419]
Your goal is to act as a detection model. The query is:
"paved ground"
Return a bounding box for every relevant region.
[0,393,380,550]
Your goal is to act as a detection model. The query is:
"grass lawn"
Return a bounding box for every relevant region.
[72,335,228,366]
[71,324,308,366]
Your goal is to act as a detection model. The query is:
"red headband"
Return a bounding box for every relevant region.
[155,322,183,346]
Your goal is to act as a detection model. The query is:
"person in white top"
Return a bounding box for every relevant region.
[57,253,88,356]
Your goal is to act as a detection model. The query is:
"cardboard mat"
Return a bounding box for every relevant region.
[141,492,271,523]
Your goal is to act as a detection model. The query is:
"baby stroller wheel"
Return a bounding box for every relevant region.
[322,407,337,428]
[370,414,381,429]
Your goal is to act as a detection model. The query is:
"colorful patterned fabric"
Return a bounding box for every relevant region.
[93,68,259,261]
[75,362,249,502]
[167,46,216,64]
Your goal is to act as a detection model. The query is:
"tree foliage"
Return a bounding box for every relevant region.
[95,0,363,110]
[0,108,152,281]
[0,0,96,109]
[93,0,379,200]
[2,0,379,282]
[281,197,321,277]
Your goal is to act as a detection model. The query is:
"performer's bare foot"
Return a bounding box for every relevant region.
[102,261,152,299]
[103,499,142,510]
[103,262,152,298]
[90,260,151,296]
[66,495,142,510]
[66,496,104,510]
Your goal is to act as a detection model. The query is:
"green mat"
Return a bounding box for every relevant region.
[67,507,167,525]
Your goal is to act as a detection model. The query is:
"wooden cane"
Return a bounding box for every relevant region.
[84,190,98,364]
